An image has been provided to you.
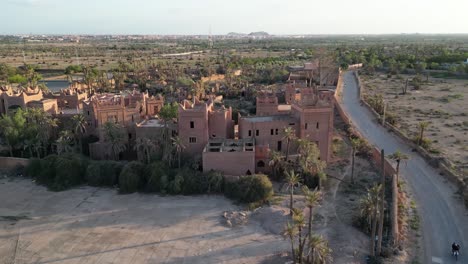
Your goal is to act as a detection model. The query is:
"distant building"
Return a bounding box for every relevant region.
[0,86,58,115]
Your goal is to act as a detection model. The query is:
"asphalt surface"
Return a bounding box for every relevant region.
[340,71,468,264]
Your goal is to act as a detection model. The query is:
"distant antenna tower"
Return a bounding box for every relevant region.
[208,25,213,49]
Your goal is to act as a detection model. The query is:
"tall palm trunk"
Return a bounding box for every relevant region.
[307,206,313,263]
[286,139,290,161]
[418,127,425,145]
[290,238,296,263]
[298,225,303,264]
[370,213,377,256]
[146,149,151,164]
[351,148,356,184]
[178,151,181,169]
[396,160,400,183]
[391,173,399,246]
[377,149,385,255]
[289,188,294,216]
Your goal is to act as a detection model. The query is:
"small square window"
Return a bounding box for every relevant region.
[270,129,274,135]
[256,130,259,136]
[248,130,252,137]
[275,129,278,135]
[190,121,194,128]
[189,137,197,143]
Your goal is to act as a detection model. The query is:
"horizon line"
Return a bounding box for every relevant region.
[2,33,468,36]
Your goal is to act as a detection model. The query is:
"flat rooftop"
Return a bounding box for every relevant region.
[137,119,165,128]
[204,138,255,153]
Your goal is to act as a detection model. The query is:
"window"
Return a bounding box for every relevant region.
[256,130,259,136]
[316,122,319,129]
[189,137,197,143]
[128,133,132,140]
[270,129,274,135]
[248,130,252,137]
[190,121,194,128]
[87,111,90,116]
[257,160,265,168]
[275,129,278,135]
[277,141,282,151]
[305,123,308,130]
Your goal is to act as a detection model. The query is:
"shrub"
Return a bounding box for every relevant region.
[302,172,319,189]
[144,161,168,192]
[35,155,58,186]
[27,154,89,191]
[119,161,145,193]
[86,160,122,187]
[52,154,89,191]
[225,174,273,203]
[167,171,185,194]
[181,170,224,195]
[25,158,42,178]
[118,161,145,194]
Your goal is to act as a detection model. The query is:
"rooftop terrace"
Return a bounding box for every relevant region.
[204,138,255,153]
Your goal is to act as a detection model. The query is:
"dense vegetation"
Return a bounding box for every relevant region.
[25,153,273,204]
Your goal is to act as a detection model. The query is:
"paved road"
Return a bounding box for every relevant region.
[340,71,468,264]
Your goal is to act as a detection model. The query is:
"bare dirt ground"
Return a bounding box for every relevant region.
[0,177,288,264]
[360,73,468,175]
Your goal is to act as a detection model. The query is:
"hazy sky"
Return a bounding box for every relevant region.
[2,0,467,35]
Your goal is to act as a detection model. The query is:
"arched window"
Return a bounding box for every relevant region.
[257,160,265,167]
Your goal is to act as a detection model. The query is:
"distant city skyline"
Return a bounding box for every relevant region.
[2,0,467,35]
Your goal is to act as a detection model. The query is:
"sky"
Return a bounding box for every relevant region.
[1,0,467,35]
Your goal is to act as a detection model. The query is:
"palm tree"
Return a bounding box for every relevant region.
[308,234,333,264]
[72,114,87,154]
[388,150,409,183]
[302,186,322,245]
[283,222,298,263]
[360,184,382,256]
[350,138,363,184]
[172,136,185,168]
[417,121,429,146]
[387,150,408,246]
[292,208,306,263]
[134,137,157,164]
[56,130,74,155]
[282,127,296,161]
[285,170,301,216]
[268,150,284,179]
[102,121,126,160]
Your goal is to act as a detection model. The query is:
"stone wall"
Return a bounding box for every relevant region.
[0,157,30,171]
